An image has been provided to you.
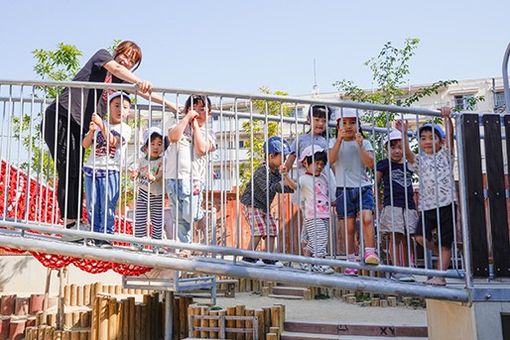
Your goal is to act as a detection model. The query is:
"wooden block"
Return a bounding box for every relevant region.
[127,297,135,340]
[76,285,83,306]
[270,306,280,329]
[71,330,80,340]
[235,304,246,340]
[178,296,187,339]
[200,306,209,339]
[36,311,44,326]
[135,304,142,340]
[64,285,71,306]
[108,285,115,295]
[64,312,73,330]
[62,330,71,340]
[226,306,236,339]
[209,310,219,339]
[262,307,271,335]
[84,285,91,306]
[245,308,254,340]
[266,333,278,340]
[269,326,280,335]
[261,287,270,297]
[371,298,380,307]
[255,309,264,340]
[388,296,397,307]
[273,304,285,329]
[120,299,128,340]
[70,284,78,306]
[108,298,118,340]
[0,317,10,339]
[79,330,89,340]
[380,299,388,308]
[14,297,29,316]
[8,319,26,340]
[72,311,80,328]
[303,289,312,300]
[1,294,15,315]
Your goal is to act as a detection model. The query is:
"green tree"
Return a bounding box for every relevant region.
[239,86,293,188]
[12,43,82,182]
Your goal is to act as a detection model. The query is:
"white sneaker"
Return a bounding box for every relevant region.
[61,222,84,242]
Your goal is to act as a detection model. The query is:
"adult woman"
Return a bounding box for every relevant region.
[43,40,176,238]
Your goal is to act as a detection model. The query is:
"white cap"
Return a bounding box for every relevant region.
[334,108,359,121]
[298,145,325,162]
[141,126,168,152]
[381,129,402,146]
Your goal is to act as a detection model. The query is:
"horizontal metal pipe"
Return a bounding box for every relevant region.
[0,233,469,301]
[0,220,463,279]
[0,79,441,116]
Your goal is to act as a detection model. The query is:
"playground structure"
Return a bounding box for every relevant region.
[0,73,509,339]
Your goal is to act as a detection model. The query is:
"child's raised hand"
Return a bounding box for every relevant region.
[337,127,347,140]
[355,132,364,147]
[88,121,98,133]
[91,113,103,128]
[395,119,408,132]
[186,110,199,122]
[279,164,288,176]
[148,173,156,182]
[439,107,451,119]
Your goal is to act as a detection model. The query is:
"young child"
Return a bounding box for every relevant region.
[298,144,336,273]
[375,129,418,280]
[132,127,168,249]
[329,108,379,275]
[82,91,132,247]
[165,95,216,253]
[399,107,455,286]
[241,136,296,267]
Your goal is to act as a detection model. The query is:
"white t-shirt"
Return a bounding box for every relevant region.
[411,147,455,211]
[164,123,215,181]
[332,139,374,188]
[299,174,336,219]
[83,121,132,172]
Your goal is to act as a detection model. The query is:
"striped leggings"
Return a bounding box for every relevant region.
[134,188,163,240]
[302,218,329,258]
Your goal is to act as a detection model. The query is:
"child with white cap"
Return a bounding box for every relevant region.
[297,144,336,273]
[131,127,168,249]
[329,108,379,275]
[82,91,132,246]
[375,129,418,281]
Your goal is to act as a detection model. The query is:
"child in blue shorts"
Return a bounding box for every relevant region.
[329,108,379,275]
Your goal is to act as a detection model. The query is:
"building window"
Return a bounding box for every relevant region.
[454,95,475,111]
[239,140,245,148]
[495,91,506,111]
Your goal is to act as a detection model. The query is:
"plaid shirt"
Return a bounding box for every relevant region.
[240,163,294,211]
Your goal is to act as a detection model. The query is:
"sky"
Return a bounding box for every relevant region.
[1,0,510,96]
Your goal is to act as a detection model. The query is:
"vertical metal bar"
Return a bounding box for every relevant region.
[502,42,510,114]
[456,116,474,288]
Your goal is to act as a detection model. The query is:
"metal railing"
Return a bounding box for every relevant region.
[0,79,508,302]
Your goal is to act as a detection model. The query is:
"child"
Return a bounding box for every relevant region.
[165,95,216,252]
[399,107,455,286]
[298,144,336,273]
[240,136,296,267]
[329,108,379,275]
[132,127,168,249]
[375,129,418,281]
[82,91,132,246]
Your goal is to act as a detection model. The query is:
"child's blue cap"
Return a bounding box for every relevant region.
[264,136,290,155]
[109,91,131,104]
[418,123,445,139]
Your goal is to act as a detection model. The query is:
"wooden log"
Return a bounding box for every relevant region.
[70,330,80,340]
[200,306,209,339]
[273,304,285,329]
[127,297,135,340]
[91,297,99,340]
[30,294,45,314]
[262,307,271,335]
[76,285,83,307]
[269,326,280,335]
[270,306,281,329]
[150,294,158,340]
[388,296,397,307]
[225,306,236,339]
[119,299,127,340]
[9,319,26,340]
[209,310,219,339]
[70,284,77,306]
[64,312,73,330]
[79,330,89,340]
[54,330,63,340]
[266,333,278,340]
[245,308,254,340]
[98,297,108,340]
[94,283,103,300]
[72,312,80,328]
[178,297,187,339]
[261,287,270,297]
[114,285,121,295]
[187,303,195,339]
[143,295,151,340]
[83,285,91,307]
[235,304,245,340]
[36,311,44,326]
[172,295,179,338]
[62,330,71,340]
[192,305,201,338]
[380,299,388,308]
[108,298,118,340]
[14,297,29,316]
[255,309,265,340]
[135,304,142,340]
[43,325,54,340]
[135,289,142,295]
[81,311,91,328]
[108,285,115,295]
[140,302,147,340]
[64,285,71,306]
[371,298,380,307]
[0,317,11,339]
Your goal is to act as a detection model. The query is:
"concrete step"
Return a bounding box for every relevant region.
[284,321,428,337]
[267,294,304,300]
[271,286,308,297]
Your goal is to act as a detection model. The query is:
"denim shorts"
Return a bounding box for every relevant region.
[335,186,374,218]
